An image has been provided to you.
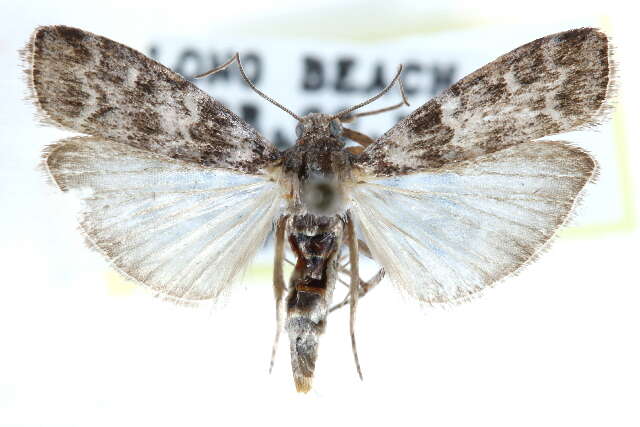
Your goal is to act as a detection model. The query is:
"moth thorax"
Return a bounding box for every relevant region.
[301,176,343,216]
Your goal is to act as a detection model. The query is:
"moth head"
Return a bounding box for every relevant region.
[295,113,343,141]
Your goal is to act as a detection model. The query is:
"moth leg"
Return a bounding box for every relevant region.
[346,215,363,380]
[356,238,374,259]
[335,238,365,288]
[339,252,349,265]
[342,236,371,257]
[337,238,374,281]
[344,128,376,148]
[269,216,288,373]
[333,238,375,289]
[330,268,385,313]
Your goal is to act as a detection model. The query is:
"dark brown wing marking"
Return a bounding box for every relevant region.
[23,25,279,174]
[356,28,613,176]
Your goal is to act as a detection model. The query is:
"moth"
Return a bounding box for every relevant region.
[23,26,613,393]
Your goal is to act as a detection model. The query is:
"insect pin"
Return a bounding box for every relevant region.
[24,26,613,393]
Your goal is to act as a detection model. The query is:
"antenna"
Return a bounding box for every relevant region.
[331,65,406,120]
[339,78,410,123]
[194,53,302,121]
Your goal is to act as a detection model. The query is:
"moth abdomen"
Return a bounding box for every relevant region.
[285,314,323,393]
[284,214,343,392]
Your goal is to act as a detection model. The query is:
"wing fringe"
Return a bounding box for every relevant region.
[20,26,64,129]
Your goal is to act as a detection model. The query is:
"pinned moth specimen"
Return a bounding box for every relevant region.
[23,26,613,393]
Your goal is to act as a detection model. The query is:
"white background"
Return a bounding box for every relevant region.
[1,1,639,426]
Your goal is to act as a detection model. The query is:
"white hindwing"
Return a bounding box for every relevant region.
[351,141,595,304]
[46,137,282,302]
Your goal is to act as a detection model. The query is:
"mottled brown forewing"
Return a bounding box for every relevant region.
[24,25,278,174]
[357,28,612,176]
